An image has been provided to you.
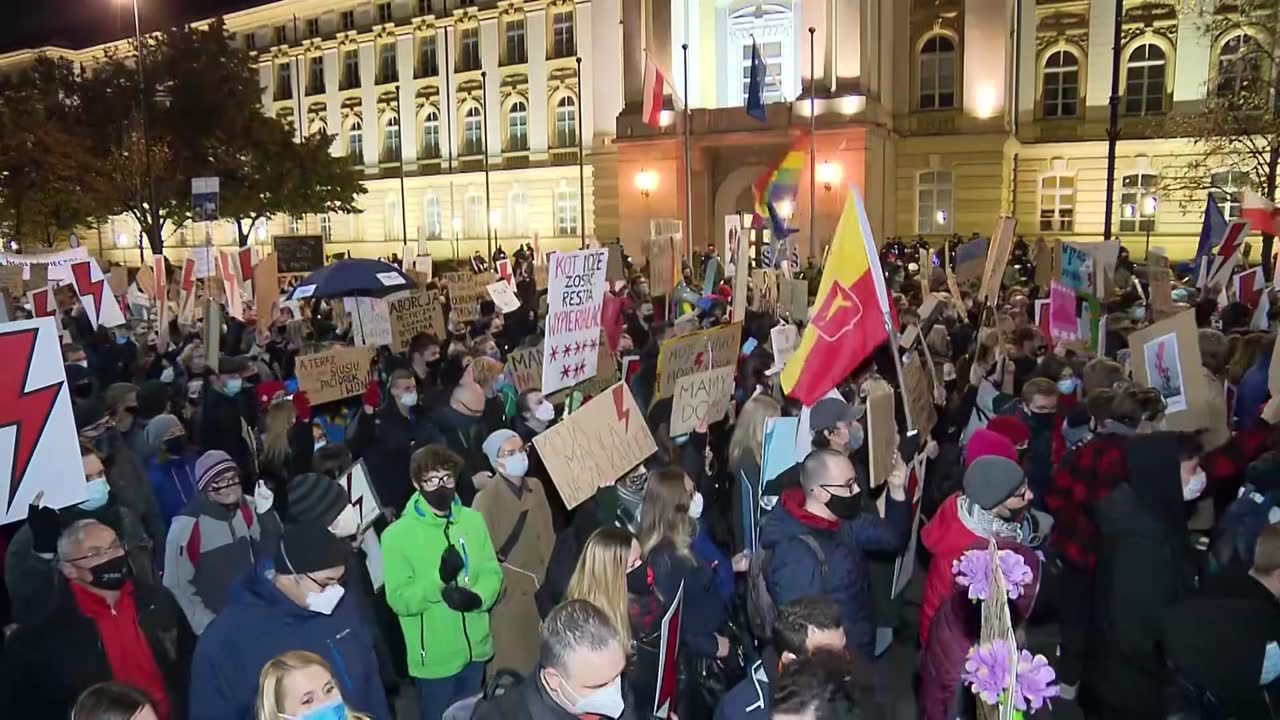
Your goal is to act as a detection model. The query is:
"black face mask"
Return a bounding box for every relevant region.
[626,561,652,595]
[421,486,455,513]
[87,554,131,590]
[163,437,185,456]
[824,491,862,521]
[72,382,95,400]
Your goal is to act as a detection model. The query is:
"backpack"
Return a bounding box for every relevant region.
[746,533,826,642]
[1209,483,1280,574]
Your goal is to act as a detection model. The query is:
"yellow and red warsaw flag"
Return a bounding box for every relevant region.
[781,188,891,405]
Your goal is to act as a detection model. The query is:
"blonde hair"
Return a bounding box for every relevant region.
[566,527,635,650]
[255,651,371,720]
[260,401,296,469]
[638,467,695,559]
[729,395,781,472]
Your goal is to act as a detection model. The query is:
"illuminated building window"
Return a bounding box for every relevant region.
[1118,173,1158,233]
[1124,43,1166,117]
[319,214,331,241]
[423,193,442,238]
[382,115,401,163]
[1216,34,1264,99]
[1039,175,1075,232]
[385,196,402,240]
[728,4,792,107]
[507,101,529,151]
[508,187,529,236]
[465,192,486,237]
[551,9,575,58]
[918,35,956,111]
[1042,50,1080,118]
[459,26,481,71]
[462,105,484,155]
[505,16,527,65]
[422,111,441,158]
[554,95,577,148]
[378,43,398,84]
[556,188,579,236]
[347,120,364,161]
[418,34,439,77]
[916,170,952,234]
[1210,169,1248,221]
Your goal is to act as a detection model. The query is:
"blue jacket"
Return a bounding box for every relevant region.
[714,660,770,720]
[1237,353,1271,429]
[757,488,911,661]
[188,560,392,720]
[146,452,199,530]
[692,522,734,604]
[648,538,727,658]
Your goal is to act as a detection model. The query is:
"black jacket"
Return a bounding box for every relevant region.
[430,405,489,505]
[198,388,258,484]
[0,579,194,719]
[350,402,443,513]
[472,666,640,720]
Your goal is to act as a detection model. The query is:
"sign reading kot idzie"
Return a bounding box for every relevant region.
[542,248,608,396]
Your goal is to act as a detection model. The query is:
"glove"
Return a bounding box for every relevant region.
[441,585,483,612]
[291,391,312,423]
[252,480,275,514]
[362,380,381,413]
[28,503,60,556]
[439,545,465,584]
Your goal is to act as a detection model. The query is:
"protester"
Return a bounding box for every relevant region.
[728,395,782,551]
[768,650,863,720]
[104,382,144,458]
[77,396,167,551]
[512,389,555,442]
[1007,377,1059,504]
[72,681,162,720]
[351,370,443,516]
[0,520,193,719]
[189,522,391,720]
[143,413,199,529]
[197,355,260,485]
[163,449,281,634]
[383,444,502,720]
[256,387,315,491]
[255,650,375,720]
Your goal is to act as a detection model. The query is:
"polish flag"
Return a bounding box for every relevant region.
[642,54,667,128]
[1242,190,1280,236]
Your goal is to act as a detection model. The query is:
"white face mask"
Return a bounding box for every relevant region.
[500,451,529,479]
[328,505,360,539]
[558,674,625,719]
[534,400,556,422]
[688,491,704,520]
[1183,469,1207,501]
[160,366,176,383]
[397,391,418,408]
[305,583,345,615]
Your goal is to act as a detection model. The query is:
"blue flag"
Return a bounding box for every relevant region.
[1194,193,1228,265]
[746,41,767,122]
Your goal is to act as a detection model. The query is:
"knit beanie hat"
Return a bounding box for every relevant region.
[194,450,238,490]
[285,473,350,527]
[144,414,183,450]
[74,397,108,431]
[964,428,1019,468]
[987,415,1031,448]
[963,456,1027,511]
[483,429,520,472]
[273,522,352,576]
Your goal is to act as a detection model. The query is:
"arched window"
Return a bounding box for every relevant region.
[1118,173,1159,232]
[554,95,577,147]
[507,101,528,151]
[347,120,364,161]
[727,4,793,106]
[465,192,486,236]
[1216,34,1264,99]
[462,105,484,155]
[382,115,401,163]
[1042,50,1080,118]
[508,186,529,236]
[1039,175,1076,232]
[385,196,403,240]
[1210,169,1249,221]
[1124,43,1166,116]
[916,170,953,233]
[422,193,442,238]
[918,35,956,110]
[422,111,440,159]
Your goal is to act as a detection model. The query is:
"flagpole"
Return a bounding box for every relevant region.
[682,42,693,267]
[885,312,917,436]
[808,27,816,265]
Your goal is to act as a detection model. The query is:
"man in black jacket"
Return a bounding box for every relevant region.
[0,519,194,719]
[197,355,259,487]
[350,370,443,515]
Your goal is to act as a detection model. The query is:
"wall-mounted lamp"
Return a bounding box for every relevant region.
[635,168,658,198]
[816,161,842,192]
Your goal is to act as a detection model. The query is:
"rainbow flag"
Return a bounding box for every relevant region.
[752,139,806,241]
[781,187,892,405]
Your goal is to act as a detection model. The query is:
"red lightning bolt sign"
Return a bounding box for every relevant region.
[612,383,631,432]
[0,328,63,513]
[70,260,107,329]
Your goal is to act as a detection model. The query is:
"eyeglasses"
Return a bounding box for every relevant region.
[497,448,526,459]
[305,572,345,590]
[66,539,125,564]
[419,474,456,490]
[207,478,240,493]
[819,481,857,496]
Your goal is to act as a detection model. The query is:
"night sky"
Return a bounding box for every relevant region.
[2,0,261,53]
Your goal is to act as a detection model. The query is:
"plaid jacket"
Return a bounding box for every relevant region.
[1046,424,1272,571]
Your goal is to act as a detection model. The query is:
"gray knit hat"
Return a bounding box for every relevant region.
[144,414,183,450]
[194,450,238,491]
[483,429,520,472]
[284,473,350,527]
[963,456,1027,511]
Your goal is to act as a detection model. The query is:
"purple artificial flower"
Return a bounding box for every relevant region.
[1014,649,1060,712]
[962,639,1014,705]
[952,549,994,600]
[999,549,1034,599]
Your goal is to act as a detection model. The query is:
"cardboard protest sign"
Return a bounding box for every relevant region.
[919,247,933,291]
[655,322,742,399]
[410,255,433,279]
[68,258,126,329]
[669,366,735,437]
[770,323,799,368]
[1033,238,1055,287]
[606,244,625,282]
[556,335,622,401]
[1150,267,1173,319]
[25,263,48,292]
[386,290,446,352]
[901,351,937,439]
[532,382,658,510]
[0,316,87,522]
[731,224,750,323]
[28,286,55,318]
[338,460,382,531]
[1060,243,1093,294]
[979,217,1017,303]
[866,382,897,487]
[190,246,216,279]
[345,297,392,347]
[779,277,809,323]
[445,271,495,323]
[0,265,23,295]
[0,245,88,285]
[647,236,681,296]
[534,263,549,292]
[1048,280,1079,343]
[1128,310,1206,432]
[204,299,222,372]
[486,280,522,314]
[296,345,376,405]
[542,249,608,396]
[273,235,325,274]
[254,252,280,340]
[943,242,964,312]
[751,269,779,314]
[108,265,128,296]
[506,345,543,393]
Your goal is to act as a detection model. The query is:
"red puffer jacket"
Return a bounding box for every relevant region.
[919,493,983,647]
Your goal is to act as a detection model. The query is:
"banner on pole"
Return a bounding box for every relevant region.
[542,248,608,396]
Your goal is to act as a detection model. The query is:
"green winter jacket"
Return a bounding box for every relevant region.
[383,493,503,679]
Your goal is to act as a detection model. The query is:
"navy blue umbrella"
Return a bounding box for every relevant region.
[287,258,417,300]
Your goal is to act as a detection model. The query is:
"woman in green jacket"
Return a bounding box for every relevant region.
[383,444,503,720]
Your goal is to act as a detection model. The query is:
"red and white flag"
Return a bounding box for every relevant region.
[1235,266,1265,308]
[642,53,682,129]
[1242,190,1280,236]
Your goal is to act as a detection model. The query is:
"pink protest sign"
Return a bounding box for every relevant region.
[1049,280,1079,342]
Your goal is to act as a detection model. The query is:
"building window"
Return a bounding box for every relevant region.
[1210,169,1248,221]
[341,10,355,31]
[1038,175,1075,232]
[378,2,393,24]
[556,188,579,236]
[504,17,527,64]
[246,33,257,51]
[551,10,575,58]
[274,25,287,45]
[554,95,577,147]
[462,105,483,155]
[508,187,529,236]
[382,116,402,162]
[740,41,784,105]
[918,35,957,110]
[1118,173,1159,232]
[306,18,320,38]
[307,56,325,95]
[417,0,433,16]
[507,101,528,151]
[465,193,486,237]
[286,215,301,234]
[319,214,332,241]
[1042,50,1080,118]
[347,120,364,161]
[1216,34,1264,100]
[422,111,441,158]
[916,170,953,234]
[341,49,360,89]
[275,62,293,101]
[1124,43,1166,116]
[417,35,438,77]
[386,197,403,240]
[459,27,481,71]
[423,194,442,238]
[378,44,398,84]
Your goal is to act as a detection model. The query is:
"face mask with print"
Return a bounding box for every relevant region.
[79,477,111,511]
[557,675,626,719]
[305,583,345,615]
[534,400,556,423]
[500,451,529,479]
[688,491,704,519]
[281,698,348,720]
[1183,469,1207,501]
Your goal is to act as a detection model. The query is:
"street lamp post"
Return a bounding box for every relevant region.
[1141,195,1158,260]
[125,0,161,265]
